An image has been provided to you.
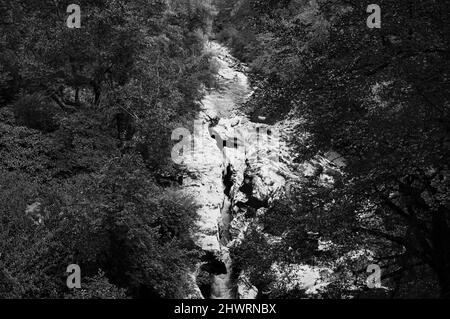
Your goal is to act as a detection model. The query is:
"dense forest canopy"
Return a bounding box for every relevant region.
[0,0,216,298]
[215,0,450,298]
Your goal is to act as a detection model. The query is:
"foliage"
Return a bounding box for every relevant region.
[0,155,200,298]
[65,270,128,299]
[13,93,60,132]
[0,0,215,299]
[218,0,450,298]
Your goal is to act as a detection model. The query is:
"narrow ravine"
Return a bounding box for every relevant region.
[181,41,253,299]
[182,41,327,299]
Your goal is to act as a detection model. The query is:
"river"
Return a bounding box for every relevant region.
[181,41,328,299]
[180,40,253,299]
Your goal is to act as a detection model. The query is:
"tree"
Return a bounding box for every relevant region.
[0,0,216,299]
[216,0,450,298]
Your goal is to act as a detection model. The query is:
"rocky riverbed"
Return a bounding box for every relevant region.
[179,41,331,299]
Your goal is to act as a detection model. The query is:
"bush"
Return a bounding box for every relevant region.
[65,271,128,299]
[13,93,59,132]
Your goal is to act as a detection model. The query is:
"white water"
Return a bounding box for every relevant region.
[182,41,330,299]
[181,41,252,299]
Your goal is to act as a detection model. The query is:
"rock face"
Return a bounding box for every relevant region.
[180,41,253,299]
[25,202,44,225]
[181,41,332,299]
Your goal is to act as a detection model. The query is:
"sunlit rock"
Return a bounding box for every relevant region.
[237,272,259,299]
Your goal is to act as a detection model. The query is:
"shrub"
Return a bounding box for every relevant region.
[13,93,59,132]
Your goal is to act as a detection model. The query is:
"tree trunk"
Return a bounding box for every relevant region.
[92,83,101,105]
[75,87,80,104]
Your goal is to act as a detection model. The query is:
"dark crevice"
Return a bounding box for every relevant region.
[218,200,232,245]
[240,171,253,196]
[197,252,229,299]
[200,252,228,275]
[223,163,235,197]
[219,164,235,246]
[238,168,269,210]
[246,196,268,210]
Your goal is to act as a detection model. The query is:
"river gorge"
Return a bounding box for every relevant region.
[176,41,330,299]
